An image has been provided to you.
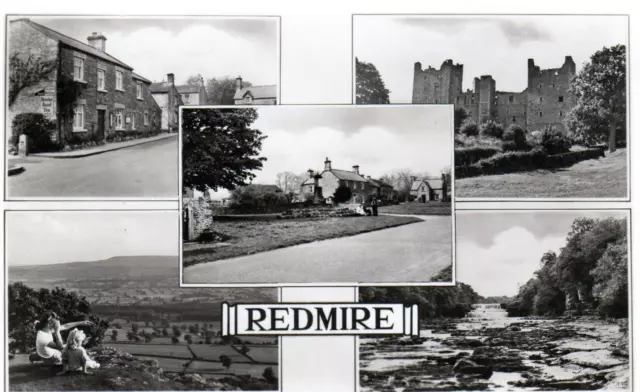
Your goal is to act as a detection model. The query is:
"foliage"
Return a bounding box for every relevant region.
[540,126,572,155]
[455,146,500,167]
[10,113,58,153]
[591,238,628,317]
[332,185,353,204]
[459,119,479,137]
[171,336,179,344]
[454,108,469,133]
[206,76,253,105]
[355,58,390,104]
[8,52,56,106]
[182,108,267,192]
[479,120,505,139]
[503,125,527,147]
[276,171,307,195]
[219,354,233,369]
[263,366,277,383]
[8,282,109,354]
[228,185,288,210]
[567,45,626,151]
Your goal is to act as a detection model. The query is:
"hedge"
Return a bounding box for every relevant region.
[455,147,604,178]
[455,146,501,167]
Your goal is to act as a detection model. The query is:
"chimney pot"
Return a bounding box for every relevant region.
[352,165,360,174]
[324,157,332,171]
[87,32,107,52]
[167,73,175,85]
[236,76,243,91]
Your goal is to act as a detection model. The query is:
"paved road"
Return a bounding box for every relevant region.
[8,136,178,198]
[183,215,452,284]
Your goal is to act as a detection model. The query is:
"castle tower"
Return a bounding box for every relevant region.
[412,60,463,105]
[474,75,496,122]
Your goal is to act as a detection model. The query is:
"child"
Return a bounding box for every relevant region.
[57,328,100,375]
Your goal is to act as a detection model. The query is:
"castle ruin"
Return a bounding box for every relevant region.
[412,56,577,133]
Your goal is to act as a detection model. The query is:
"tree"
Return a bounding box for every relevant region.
[162,328,169,337]
[182,108,267,193]
[567,45,626,152]
[206,76,253,105]
[143,332,154,343]
[131,323,139,334]
[185,74,204,87]
[184,334,193,344]
[276,171,306,195]
[126,331,136,342]
[332,185,352,204]
[454,108,469,133]
[355,57,390,104]
[111,330,118,341]
[171,336,180,344]
[173,326,182,337]
[263,366,277,383]
[219,354,233,369]
[8,53,56,106]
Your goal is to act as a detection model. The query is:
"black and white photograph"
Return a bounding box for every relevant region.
[181,105,453,285]
[6,210,279,391]
[360,210,630,391]
[354,15,628,200]
[6,16,279,199]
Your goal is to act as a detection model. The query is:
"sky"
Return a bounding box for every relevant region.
[18,16,279,86]
[6,211,179,266]
[354,15,628,103]
[456,210,629,298]
[205,105,452,200]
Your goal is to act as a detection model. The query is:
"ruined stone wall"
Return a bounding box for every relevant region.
[474,76,496,122]
[412,60,463,104]
[495,91,527,129]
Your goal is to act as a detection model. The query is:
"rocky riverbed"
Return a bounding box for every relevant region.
[360,308,629,391]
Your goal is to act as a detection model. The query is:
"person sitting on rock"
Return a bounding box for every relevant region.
[29,312,93,365]
[57,328,100,375]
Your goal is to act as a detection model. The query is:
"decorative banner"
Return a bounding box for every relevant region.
[222,303,419,336]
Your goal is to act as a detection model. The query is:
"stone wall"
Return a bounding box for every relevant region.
[412,60,463,104]
[183,197,214,241]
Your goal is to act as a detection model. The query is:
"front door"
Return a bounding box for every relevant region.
[97,110,106,140]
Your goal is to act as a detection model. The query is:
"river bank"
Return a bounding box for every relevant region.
[360,305,629,391]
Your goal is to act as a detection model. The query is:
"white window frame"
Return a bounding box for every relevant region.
[131,113,136,130]
[144,111,149,126]
[244,94,253,103]
[73,56,85,82]
[73,104,85,132]
[97,69,106,92]
[116,70,124,91]
[136,82,143,100]
[115,109,125,130]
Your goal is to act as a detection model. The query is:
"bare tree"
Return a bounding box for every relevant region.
[276,171,306,195]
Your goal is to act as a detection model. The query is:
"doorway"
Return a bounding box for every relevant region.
[97,110,106,140]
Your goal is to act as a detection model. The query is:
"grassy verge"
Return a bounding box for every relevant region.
[456,148,627,198]
[377,202,452,216]
[184,215,422,267]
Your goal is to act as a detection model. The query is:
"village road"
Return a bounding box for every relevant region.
[183,215,453,284]
[7,136,178,198]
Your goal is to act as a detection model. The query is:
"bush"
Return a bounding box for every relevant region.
[263,366,277,383]
[479,120,505,139]
[459,119,479,137]
[10,113,59,153]
[540,126,572,155]
[503,125,527,146]
[455,146,501,166]
[8,282,109,354]
[333,185,352,203]
[501,140,532,152]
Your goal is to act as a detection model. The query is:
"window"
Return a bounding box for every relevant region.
[73,104,84,130]
[560,111,563,117]
[539,97,543,103]
[558,96,564,102]
[115,110,124,130]
[97,69,106,91]
[184,94,190,100]
[455,97,459,104]
[73,57,84,81]
[471,95,475,104]
[538,83,542,89]
[352,181,356,189]
[509,95,514,103]
[539,111,543,117]
[131,113,136,130]
[512,116,516,122]
[136,82,142,99]
[360,182,364,190]
[109,113,113,127]
[116,70,124,91]
[144,111,149,126]
[244,95,252,103]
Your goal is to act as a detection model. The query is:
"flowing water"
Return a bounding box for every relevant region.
[360,304,629,391]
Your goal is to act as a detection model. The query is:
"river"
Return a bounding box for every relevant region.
[360,304,629,391]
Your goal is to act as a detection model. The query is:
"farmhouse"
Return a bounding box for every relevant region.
[233,76,277,105]
[300,157,395,204]
[176,77,208,105]
[8,19,163,144]
[149,74,184,132]
[409,176,448,202]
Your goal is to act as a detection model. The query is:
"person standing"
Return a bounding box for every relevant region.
[371,197,378,217]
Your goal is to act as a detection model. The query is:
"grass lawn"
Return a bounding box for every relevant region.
[377,202,452,215]
[183,215,422,267]
[456,148,627,198]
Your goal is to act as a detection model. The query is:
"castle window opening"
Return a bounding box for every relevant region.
[539,97,543,103]
[559,111,563,117]
[512,116,516,122]
[539,111,543,117]
[509,95,514,103]
[538,83,542,89]
[558,96,564,102]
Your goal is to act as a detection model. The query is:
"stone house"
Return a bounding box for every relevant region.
[177,77,208,105]
[300,157,394,204]
[409,175,448,202]
[412,56,577,133]
[8,19,162,144]
[233,76,277,105]
[150,74,184,132]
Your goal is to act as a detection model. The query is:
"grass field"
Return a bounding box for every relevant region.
[456,148,627,198]
[107,343,193,358]
[183,215,422,267]
[377,202,451,215]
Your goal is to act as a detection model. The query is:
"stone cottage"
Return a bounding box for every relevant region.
[8,19,162,145]
[177,77,208,105]
[150,74,184,132]
[409,175,448,202]
[300,157,394,204]
[233,76,277,105]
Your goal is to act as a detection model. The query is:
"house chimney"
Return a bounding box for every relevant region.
[87,32,107,52]
[366,175,372,180]
[167,73,175,85]
[307,169,314,178]
[236,76,243,91]
[324,157,331,171]
[411,176,416,182]
[352,165,360,174]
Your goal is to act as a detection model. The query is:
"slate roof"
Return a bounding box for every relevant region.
[16,19,133,70]
[177,85,202,94]
[149,82,173,93]
[326,169,368,182]
[367,178,394,188]
[234,85,277,100]
[132,72,152,84]
[411,178,444,191]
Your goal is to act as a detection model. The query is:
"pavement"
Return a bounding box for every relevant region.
[183,215,453,284]
[29,133,176,158]
[7,136,178,198]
